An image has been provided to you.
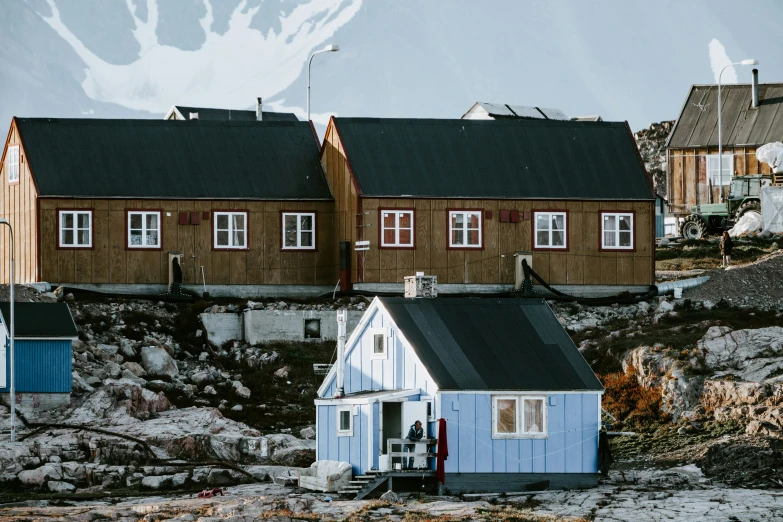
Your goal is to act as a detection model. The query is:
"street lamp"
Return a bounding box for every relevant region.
[307,44,340,122]
[0,219,13,442]
[718,59,758,202]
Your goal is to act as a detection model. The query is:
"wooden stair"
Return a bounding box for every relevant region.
[338,470,389,499]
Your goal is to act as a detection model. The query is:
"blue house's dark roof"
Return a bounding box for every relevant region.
[379,297,603,392]
[0,302,78,338]
[333,117,653,200]
[14,118,330,200]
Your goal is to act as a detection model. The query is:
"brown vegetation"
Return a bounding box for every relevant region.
[600,366,669,432]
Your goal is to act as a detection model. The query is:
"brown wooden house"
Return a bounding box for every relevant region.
[666,70,783,216]
[0,118,335,290]
[320,117,656,291]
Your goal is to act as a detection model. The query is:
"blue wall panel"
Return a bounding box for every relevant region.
[0,340,72,393]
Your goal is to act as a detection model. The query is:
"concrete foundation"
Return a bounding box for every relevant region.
[56,283,334,298]
[352,283,652,298]
[244,310,364,344]
[200,313,244,346]
[1,392,70,414]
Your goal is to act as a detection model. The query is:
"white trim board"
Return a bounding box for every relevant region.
[315,388,421,405]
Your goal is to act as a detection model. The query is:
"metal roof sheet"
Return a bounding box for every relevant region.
[333,117,653,200]
[14,118,331,199]
[0,302,78,338]
[173,106,298,122]
[380,297,603,392]
[668,83,783,148]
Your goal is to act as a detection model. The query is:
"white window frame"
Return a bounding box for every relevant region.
[127,211,161,249]
[282,212,316,250]
[533,211,567,249]
[369,327,389,360]
[337,405,354,437]
[422,397,435,422]
[213,211,247,249]
[601,212,634,250]
[448,210,482,248]
[491,395,548,439]
[380,210,414,248]
[706,154,733,186]
[58,210,92,248]
[7,145,19,183]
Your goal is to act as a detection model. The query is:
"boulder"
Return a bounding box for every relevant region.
[299,426,316,440]
[18,464,62,486]
[140,346,178,379]
[47,480,76,493]
[141,475,173,489]
[97,344,119,357]
[657,300,674,313]
[171,472,189,488]
[274,366,290,379]
[235,386,251,399]
[119,339,137,358]
[72,371,95,393]
[206,468,235,486]
[698,326,783,371]
[190,371,213,387]
[121,362,147,377]
[380,490,400,502]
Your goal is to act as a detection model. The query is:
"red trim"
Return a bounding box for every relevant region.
[597,210,637,252]
[125,209,164,251]
[531,209,570,252]
[280,210,318,252]
[6,145,19,185]
[446,208,485,250]
[211,209,250,251]
[378,208,415,250]
[56,208,95,250]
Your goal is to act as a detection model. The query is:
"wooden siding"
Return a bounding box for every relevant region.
[668,146,771,215]
[0,123,38,284]
[38,199,336,285]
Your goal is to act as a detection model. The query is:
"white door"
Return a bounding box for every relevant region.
[401,402,428,468]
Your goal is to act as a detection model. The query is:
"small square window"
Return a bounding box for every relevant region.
[127,211,161,249]
[282,212,316,250]
[601,213,634,250]
[59,210,92,248]
[533,211,567,249]
[370,329,388,359]
[380,210,414,248]
[448,210,482,248]
[492,395,548,439]
[304,318,321,339]
[214,212,247,249]
[337,406,353,436]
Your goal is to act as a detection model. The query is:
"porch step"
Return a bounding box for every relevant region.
[349,480,372,485]
[364,470,384,475]
[355,475,374,479]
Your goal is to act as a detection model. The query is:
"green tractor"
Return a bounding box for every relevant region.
[679,174,770,239]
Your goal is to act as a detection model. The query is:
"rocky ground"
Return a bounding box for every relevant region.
[634,120,673,198]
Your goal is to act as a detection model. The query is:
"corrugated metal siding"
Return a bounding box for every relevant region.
[441,392,599,474]
[0,340,72,393]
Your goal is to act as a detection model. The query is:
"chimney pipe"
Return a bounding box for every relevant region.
[335,309,346,397]
[752,69,760,108]
[256,97,263,121]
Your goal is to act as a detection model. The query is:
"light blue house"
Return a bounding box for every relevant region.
[315,297,604,496]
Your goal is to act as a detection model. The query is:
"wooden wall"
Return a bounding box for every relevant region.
[38,199,336,286]
[668,146,770,215]
[0,123,38,284]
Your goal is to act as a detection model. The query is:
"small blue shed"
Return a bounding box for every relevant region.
[0,302,78,412]
[315,297,604,496]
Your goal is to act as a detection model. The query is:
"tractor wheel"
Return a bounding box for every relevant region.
[680,215,707,239]
[735,200,761,220]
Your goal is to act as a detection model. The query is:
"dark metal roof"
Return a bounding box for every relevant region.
[15,118,331,199]
[0,302,78,338]
[379,297,603,392]
[173,106,298,122]
[333,118,653,200]
[667,83,783,149]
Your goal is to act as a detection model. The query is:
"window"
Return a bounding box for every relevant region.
[601,213,633,250]
[534,211,566,249]
[59,210,92,248]
[304,318,321,339]
[282,212,315,250]
[448,210,482,248]
[214,212,247,249]
[337,406,353,436]
[127,211,161,248]
[424,398,435,422]
[7,146,18,183]
[371,328,387,359]
[492,395,547,439]
[707,154,733,186]
[380,210,414,247]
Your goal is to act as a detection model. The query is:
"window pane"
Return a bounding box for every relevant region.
[399,229,411,245]
[467,213,479,228]
[383,212,395,228]
[619,231,632,247]
[340,410,350,431]
[300,231,312,247]
[284,215,297,247]
[147,231,159,246]
[146,214,158,230]
[552,231,565,246]
[232,214,245,231]
[452,230,464,245]
[524,399,543,433]
[300,214,313,232]
[217,231,229,246]
[552,214,564,231]
[374,334,384,354]
[603,215,616,232]
[63,213,73,229]
[130,230,143,245]
[217,214,228,229]
[77,213,90,228]
[496,399,516,434]
[399,212,411,228]
[234,231,245,247]
[604,231,615,247]
[619,216,631,231]
[452,213,464,227]
[383,229,396,245]
[62,230,73,245]
[536,214,549,231]
[130,214,142,229]
[537,231,549,246]
[468,229,479,245]
[77,229,90,245]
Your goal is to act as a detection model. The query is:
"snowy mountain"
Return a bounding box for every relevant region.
[2,0,783,135]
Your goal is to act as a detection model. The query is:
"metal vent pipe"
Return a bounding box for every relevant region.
[752,69,760,108]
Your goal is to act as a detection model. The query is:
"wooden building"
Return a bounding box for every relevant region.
[0,118,334,289]
[321,117,656,291]
[666,70,783,216]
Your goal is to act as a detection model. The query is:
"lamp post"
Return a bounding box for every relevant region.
[0,219,13,442]
[307,44,340,122]
[718,59,758,202]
